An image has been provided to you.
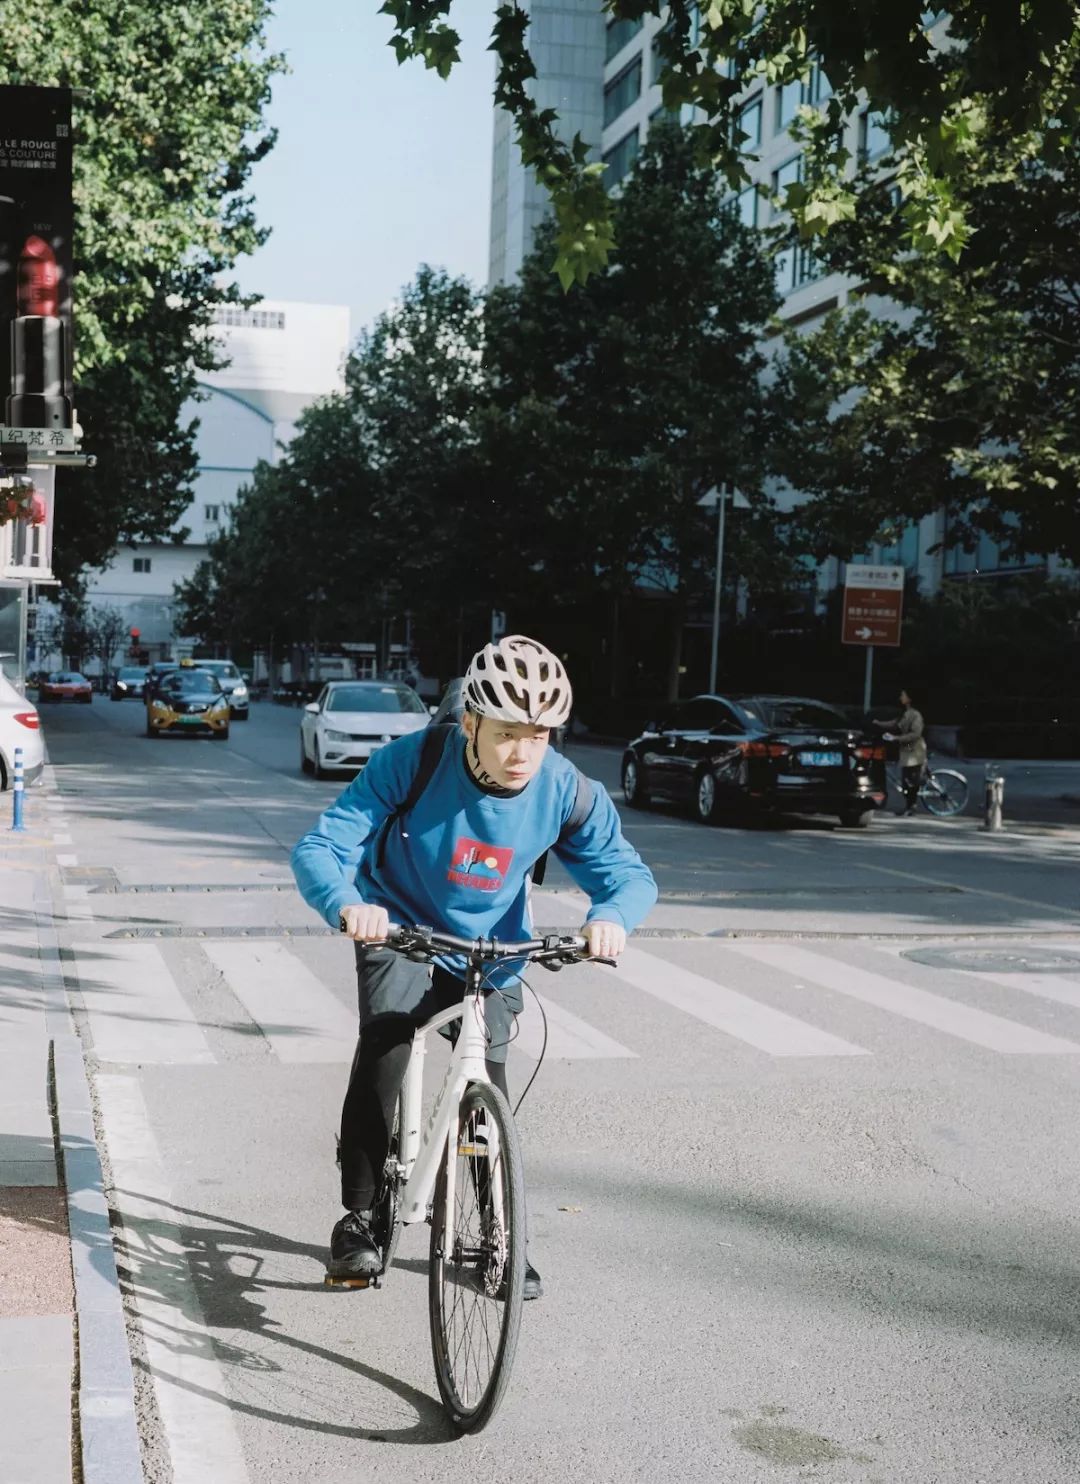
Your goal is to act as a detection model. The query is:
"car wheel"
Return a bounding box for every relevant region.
[840,808,874,829]
[213,727,230,741]
[622,757,650,808]
[146,723,159,739]
[233,709,249,721]
[82,696,92,704]
[300,736,314,775]
[695,769,721,825]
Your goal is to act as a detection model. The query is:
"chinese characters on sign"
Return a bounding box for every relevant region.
[842,564,904,647]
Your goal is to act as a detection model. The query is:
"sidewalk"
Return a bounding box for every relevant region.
[0,775,143,1484]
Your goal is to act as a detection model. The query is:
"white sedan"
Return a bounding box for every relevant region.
[0,670,44,790]
[300,681,430,778]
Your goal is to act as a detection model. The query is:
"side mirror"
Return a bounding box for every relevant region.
[303,702,319,715]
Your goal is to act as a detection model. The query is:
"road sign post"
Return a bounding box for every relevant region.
[842,565,904,712]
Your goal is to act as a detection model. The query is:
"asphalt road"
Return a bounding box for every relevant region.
[30,696,1080,1484]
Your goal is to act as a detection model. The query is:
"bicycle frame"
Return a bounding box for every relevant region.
[394,960,494,1230]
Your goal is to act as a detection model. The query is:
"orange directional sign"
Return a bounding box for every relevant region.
[842,565,904,647]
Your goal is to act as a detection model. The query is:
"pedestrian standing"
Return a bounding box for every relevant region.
[879,689,927,815]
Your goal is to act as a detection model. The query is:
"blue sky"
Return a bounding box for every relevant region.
[236,0,497,343]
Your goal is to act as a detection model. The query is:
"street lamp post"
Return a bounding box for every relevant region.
[708,485,728,694]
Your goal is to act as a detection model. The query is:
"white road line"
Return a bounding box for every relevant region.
[95,1074,251,1484]
[204,942,357,1062]
[52,832,73,845]
[512,995,637,1061]
[73,941,214,1064]
[56,853,78,868]
[730,942,1080,1055]
[863,860,1080,919]
[616,946,869,1058]
[965,971,1080,1013]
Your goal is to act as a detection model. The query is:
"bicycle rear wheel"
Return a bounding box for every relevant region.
[429,1080,526,1433]
[921,768,969,817]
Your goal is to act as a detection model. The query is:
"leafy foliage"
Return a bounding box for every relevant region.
[0,0,283,584]
[379,1,1079,283]
[770,121,1080,564]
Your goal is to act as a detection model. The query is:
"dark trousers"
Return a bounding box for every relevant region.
[339,944,515,1212]
[901,765,923,809]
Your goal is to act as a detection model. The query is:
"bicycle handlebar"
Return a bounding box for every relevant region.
[339,916,607,969]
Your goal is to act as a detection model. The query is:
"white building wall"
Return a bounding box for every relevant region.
[70,299,350,667]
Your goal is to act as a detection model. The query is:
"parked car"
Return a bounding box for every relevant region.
[145,667,230,740]
[300,680,429,778]
[110,666,148,701]
[194,659,250,719]
[0,670,44,788]
[427,677,566,749]
[39,671,92,704]
[621,693,887,829]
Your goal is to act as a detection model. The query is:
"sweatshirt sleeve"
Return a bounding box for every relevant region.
[290,734,417,929]
[552,782,657,933]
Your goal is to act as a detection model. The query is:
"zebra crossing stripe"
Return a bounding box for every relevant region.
[953,971,1080,1014]
[204,941,357,1062]
[729,942,1080,1055]
[511,993,637,1061]
[73,941,214,1065]
[616,946,869,1058]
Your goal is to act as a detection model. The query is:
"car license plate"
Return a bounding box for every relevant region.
[179,714,205,724]
[798,751,843,768]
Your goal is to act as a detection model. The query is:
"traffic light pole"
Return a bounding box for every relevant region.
[863,645,874,713]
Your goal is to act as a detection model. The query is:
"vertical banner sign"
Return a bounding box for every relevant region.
[0,86,75,450]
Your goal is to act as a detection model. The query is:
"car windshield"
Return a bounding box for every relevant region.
[204,662,240,679]
[50,673,86,683]
[327,685,426,714]
[163,671,222,695]
[747,698,847,730]
[119,669,144,681]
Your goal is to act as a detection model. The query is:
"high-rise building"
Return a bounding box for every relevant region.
[489,11,1057,597]
[488,1,606,287]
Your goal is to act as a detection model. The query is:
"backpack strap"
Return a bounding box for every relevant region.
[374,723,456,870]
[531,765,594,887]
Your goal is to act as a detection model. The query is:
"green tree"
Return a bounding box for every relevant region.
[381,1,1079,283]
[0,0,283,585]
[483,122,782,698]
[769,116,1080,565]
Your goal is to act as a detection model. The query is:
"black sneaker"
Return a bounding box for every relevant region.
[524,1259,543,1301]
[327,1210,382,1279]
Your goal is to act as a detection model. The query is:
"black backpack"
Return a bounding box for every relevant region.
[374,723,593,886]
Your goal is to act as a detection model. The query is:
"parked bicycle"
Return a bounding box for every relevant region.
[884,757,969,817]
[326,923,603,1434]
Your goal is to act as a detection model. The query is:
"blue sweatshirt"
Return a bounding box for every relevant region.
[291,730,657,974]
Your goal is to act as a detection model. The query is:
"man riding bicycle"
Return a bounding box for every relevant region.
[292,634,657,1298]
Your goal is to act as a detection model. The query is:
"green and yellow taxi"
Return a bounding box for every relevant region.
[145,659,231,740]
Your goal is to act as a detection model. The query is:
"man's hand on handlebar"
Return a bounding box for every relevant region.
[338,904,390,942]
[581,920,626,961]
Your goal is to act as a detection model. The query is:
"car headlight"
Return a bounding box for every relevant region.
[116,681,127,691]
[325,729,351,743]
[232,684,248,699]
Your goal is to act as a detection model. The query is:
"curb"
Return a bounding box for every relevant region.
[30,786,144,1484]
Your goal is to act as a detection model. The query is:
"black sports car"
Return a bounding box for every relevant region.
[621,693,887,828]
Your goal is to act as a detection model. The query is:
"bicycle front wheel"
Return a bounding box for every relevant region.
[429,1080,526,1434]
[921,768,969,817]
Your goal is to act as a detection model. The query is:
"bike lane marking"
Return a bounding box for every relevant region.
[95,1072,251,1484]
[203,941,357,1062]
[73,941,215,1065]
[729,942,1080,1055]
[615,946,869,1057]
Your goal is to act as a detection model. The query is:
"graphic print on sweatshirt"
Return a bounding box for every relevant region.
[448,837,514,892]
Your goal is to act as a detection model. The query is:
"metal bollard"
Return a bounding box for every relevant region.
[10,745,26,832]
[982,766,1004,831]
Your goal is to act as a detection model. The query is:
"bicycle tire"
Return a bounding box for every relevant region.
[920,768,969,817]
[374,1096,403,1275]
[429,1080,526,1434]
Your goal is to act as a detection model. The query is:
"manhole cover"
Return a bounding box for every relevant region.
[903,945,1080,973]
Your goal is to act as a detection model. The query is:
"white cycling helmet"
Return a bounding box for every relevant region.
[463,634,573,728]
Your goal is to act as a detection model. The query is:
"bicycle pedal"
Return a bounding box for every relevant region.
[324,1273,378,1291]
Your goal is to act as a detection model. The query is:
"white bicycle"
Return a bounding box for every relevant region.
[326,923,598,1433]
